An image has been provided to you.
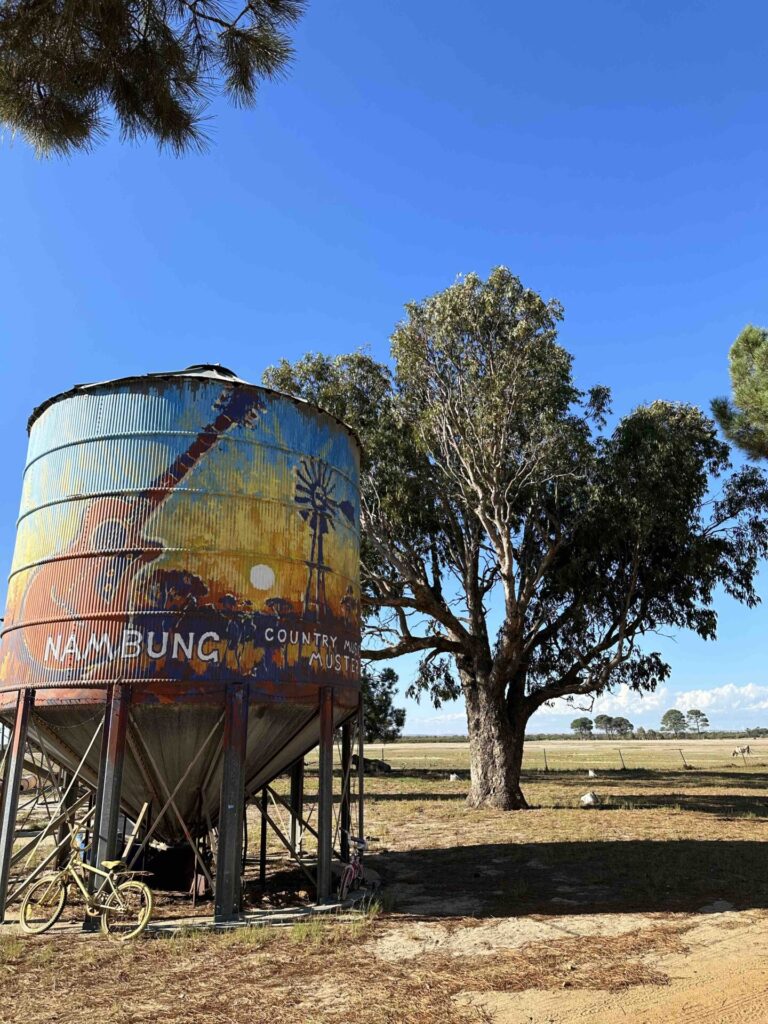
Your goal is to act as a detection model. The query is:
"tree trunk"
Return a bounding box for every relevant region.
[464,677,528,810]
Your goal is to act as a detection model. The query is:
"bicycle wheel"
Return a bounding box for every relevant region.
[100,880,153,941]
[19,874,67,934]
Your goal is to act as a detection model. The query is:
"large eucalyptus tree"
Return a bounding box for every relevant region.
[265,268,768,809]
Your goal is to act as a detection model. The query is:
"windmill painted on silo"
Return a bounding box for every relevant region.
[295,457,354,620]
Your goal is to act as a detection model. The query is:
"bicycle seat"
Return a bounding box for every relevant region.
[101,860,124,870]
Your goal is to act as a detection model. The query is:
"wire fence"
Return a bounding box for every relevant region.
[344,739,766,773]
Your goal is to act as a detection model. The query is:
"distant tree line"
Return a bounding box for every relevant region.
[399,726,768,742]
[568,708,713,739]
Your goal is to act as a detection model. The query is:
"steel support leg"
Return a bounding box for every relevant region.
[259,787,268,889]
[289,758,304,857]
[93,685,130,868]
[0,688,33,923]
[89,703,112,869]
[357,698,365,845]
[215,684,249,922]
[340,719,351,863]
[316,687,334,902]
[85,685,130,930]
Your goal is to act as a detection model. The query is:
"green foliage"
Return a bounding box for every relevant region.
[712,325,768,459]
[686,708,710,734]
[265,267,768,808]
[0,0,305,156]
[361,666,406,742]
[595,714,614,736]
[405,656,461,708]
[570,716,593,738]
[660,709,687,737]
[611,716,634,737]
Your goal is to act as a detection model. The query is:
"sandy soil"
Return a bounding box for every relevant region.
[5,758,768,1024]
[447,907,768,1024]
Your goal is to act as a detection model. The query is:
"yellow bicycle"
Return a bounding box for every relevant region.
[19,838,153,941]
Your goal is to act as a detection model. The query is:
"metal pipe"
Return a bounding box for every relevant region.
[0,688,33,921]
[215,684,249,922]
[267,783,320,845]
[89,699,112,870]
[85,685,130,930]
[340,720,351,862]
[253,795,316,888]
[289,758,304,857]
[56,772,74,868]
[357,698,365,845]
[13,790,91,868]
[93,685,130,868]
[259,787,268,889]
[6,804,96,906]
[316,687,334,902]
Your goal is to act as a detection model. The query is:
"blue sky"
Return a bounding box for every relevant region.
[0,0,766,733]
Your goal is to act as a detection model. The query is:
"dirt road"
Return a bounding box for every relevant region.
[446,907,768,1024]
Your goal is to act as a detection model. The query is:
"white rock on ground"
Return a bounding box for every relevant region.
[579,791,602,808]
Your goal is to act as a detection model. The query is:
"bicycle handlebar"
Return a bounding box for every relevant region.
[342,830,378,848]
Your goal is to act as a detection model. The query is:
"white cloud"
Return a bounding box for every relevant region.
[673,683,768,713]
[413,711,467,725]
[534,687,669,718]
[406,682,768,734]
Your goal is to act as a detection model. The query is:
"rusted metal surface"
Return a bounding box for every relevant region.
[316,687,334,901]
[215,684,249,921]
[0,689,33,921]
[289,759,304,856]
[341,720,352,863]
[357,699,365,844]
[92,685,130,869]
[0,367,362,844]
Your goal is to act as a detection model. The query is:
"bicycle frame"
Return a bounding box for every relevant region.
[62,856,125,912]
[338,831,368,897]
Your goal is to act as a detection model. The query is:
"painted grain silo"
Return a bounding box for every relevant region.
[0,365,363,921]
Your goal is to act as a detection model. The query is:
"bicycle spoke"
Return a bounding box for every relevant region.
[19,874,66,934]
[101,880,153,941]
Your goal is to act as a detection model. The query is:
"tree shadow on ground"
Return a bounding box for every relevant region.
[612,793,768,816]
[521,768,768,790]
[367,839,768,918]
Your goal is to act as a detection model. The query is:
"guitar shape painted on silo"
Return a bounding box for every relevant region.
[14,387,265,670]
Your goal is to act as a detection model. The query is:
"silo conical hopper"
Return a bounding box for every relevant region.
[0,366,362,911]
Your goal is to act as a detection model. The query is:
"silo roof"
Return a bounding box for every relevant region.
[27,363,361,448]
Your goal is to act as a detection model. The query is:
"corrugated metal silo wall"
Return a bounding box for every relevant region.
[0,377,361,836]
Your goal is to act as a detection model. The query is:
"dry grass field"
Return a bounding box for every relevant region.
[1,738,767,1024]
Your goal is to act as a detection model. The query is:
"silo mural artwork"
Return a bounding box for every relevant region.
[0,372,362,700]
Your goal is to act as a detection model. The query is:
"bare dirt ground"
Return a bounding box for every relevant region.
[1,738,767,1024]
